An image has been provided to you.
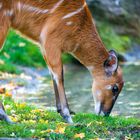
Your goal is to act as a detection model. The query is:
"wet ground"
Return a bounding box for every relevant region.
[0,63,140,118]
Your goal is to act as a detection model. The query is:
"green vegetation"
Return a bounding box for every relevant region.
[97,21,131,52]
[0,96,139,139]
[0,29,46,73]
[0,29,76,73]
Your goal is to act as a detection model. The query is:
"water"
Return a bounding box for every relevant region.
[1,63,140,118]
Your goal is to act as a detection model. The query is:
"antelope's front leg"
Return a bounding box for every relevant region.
[42,44,73,123]
[0,102,12,123]
[51,68,75,116]
[49,64,73,123]
[51,73,61,113]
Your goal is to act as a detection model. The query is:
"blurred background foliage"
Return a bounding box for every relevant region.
[0,0,140,73]
[0,29,76,73]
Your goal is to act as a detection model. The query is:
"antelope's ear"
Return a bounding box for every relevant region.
[104,50,118,76]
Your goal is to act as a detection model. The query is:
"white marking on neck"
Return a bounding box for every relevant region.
[62,2,86,19]
[50,0,64,13]
[17,2,49,14]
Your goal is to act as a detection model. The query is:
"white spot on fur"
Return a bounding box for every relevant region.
[63,108,73,123]
[40,45,47,60]
[62,2,86,19]
[40,25,48,46]
[40,24,48,57]
[0,2,2,9]
[67,116,73,124]
[63,108,69,115]
[66,21,73,26]
[50,0,64,13]
[53,73,59,85]
[4,10,14,17]
[17,2,49,14]
[48,67,59,85]
[71,43,79,53]
[17,2,22,12]
[105,85,112,90]
[95,90,102,95]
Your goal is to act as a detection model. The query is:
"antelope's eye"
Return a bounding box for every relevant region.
[112,84,119,95]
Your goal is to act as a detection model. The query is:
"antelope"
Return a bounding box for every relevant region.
[0,0,124,124]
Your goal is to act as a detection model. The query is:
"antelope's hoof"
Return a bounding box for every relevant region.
[63,115,73,124]
[0,109,14,124]
[0,116,14,124]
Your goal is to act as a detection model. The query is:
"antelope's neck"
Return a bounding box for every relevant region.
[72,23,109,76]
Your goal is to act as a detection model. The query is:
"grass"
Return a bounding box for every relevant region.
[0,96,139,139]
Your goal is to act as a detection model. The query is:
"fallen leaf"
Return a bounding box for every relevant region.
[96,121,103,125]
[54,126,65,134]
[5,91,12,97]
[18,103,26,108]
[41,129,54,134]
[74,133,85,139]
[31,109,43,113]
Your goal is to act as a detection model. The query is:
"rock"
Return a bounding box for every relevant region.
[86,0,140,37]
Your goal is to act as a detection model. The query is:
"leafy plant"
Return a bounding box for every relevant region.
[96,21,131,52]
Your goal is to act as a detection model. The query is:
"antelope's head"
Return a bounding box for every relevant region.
[92,50,124,116]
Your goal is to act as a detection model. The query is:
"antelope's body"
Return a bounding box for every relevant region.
[0,0,124,123]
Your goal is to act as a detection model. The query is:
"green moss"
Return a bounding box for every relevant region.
[0,96,139,139]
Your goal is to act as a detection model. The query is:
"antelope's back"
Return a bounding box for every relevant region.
[10,0,87,42]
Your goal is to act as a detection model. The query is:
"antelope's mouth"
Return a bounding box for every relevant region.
[95,103,112,116]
